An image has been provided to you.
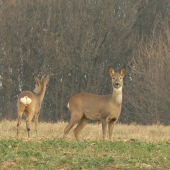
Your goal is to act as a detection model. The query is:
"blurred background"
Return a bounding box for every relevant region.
[1,0,170,125]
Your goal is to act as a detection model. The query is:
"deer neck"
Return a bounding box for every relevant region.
[36,86,46,103]
[112,87,122,104]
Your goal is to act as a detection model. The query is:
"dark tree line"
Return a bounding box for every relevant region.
[1,0,170,125]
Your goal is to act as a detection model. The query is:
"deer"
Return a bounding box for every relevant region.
[63,66,126,141]
[17,74,50,138]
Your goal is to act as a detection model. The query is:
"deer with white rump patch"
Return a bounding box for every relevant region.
[63,66,126,141]
[17,75,50,138]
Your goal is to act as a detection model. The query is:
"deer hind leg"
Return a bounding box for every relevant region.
[108,118,117,141]
[74,116,89,141]
[63,113,82,140]
[35,114,39,137]
[26,114,34,138]
[17,109,24,138]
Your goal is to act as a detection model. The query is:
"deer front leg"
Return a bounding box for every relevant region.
[101,119,108,140]
[108,118,117,141]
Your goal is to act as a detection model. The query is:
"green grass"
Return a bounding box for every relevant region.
[0,139,169,169]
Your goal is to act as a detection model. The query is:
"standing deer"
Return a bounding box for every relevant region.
[17,75,50,138]
[63,66,126,141]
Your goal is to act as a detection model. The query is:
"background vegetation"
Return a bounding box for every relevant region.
[1,0,170,125]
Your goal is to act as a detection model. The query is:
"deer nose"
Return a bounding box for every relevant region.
[115,83,120,87]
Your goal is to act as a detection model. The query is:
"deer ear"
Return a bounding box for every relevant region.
[109,66,115,76]
[43,75,50,84]
[121,66,126,76]
[35,77,40,84]
[35,73,41,83]
[41,76,45,81]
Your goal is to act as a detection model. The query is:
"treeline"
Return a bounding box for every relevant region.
[1,0,170,125]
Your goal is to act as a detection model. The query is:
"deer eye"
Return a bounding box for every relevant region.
[112,77,115,79]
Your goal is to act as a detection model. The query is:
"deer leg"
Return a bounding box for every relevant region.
[26,115,33,138]
[35,115,39,137]
[108,118,117,141]
[63,116,82,139]
[17,109,24,138]
[74,116,89,141]
[17,115,22,138]
[101,119,108,140]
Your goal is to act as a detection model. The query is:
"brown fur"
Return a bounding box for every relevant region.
[63,66,126,141]
[17,75,50,138]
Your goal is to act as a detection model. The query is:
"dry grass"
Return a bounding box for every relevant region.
[0,120,169,143]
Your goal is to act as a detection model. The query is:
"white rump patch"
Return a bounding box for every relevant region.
[116,95,122,104]
[20,96,32,105]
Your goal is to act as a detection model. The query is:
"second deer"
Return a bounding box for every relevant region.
[63,66,126,141]
[17,75,50,138]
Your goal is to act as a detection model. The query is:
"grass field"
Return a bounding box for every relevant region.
[0,120,170,169]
